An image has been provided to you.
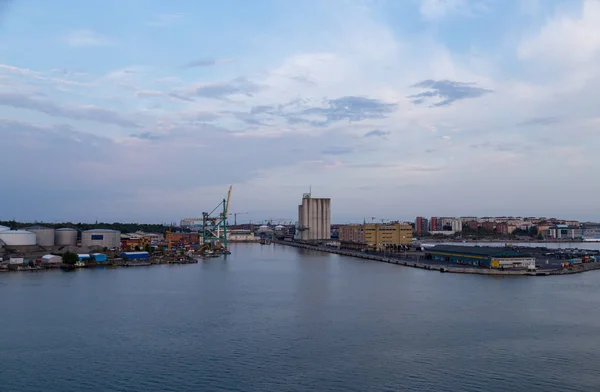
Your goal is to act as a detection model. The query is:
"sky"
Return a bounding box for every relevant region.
[0,0,599,224]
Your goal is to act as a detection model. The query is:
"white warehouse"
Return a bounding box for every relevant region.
[81,229,121,249]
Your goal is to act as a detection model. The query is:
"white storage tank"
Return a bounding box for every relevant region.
[0,230,37,246]
[55,228,78,246]
[81,229,121,249]
[25,225,55,247]
[0,225,9,232]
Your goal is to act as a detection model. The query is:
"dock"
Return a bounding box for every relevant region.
[272,240,600,276]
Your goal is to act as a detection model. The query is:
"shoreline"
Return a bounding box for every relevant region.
[273,240,600,276]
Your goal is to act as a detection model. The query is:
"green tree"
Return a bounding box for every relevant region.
[134,245,141,251]
[63,251,78,265]
[144,244,151,253]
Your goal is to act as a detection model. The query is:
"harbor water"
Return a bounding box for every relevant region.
[1,243,600,391]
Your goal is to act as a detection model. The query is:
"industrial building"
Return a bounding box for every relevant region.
[25,226,55,247]
[338,225,365,243]
[55,228,78,246]
[339,223,412,250]
[120,251,149,260]
[41,254,62,264]
[92,253,107,262]
[297,193,331,241]
[227,229,257,242]
[426,245,535,269]
[81,229,121,249]
[0,230,37,246]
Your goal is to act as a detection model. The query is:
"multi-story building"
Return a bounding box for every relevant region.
[481,222,495,232]
[338,225,365,243]
[496,222,509,234]
[466,220,480,230]
[415,217,429,235]
[297,193,331,241]
[339,223,412,250]
[451,219,463,233]
[429,217,438,232]
[545,225,583,240]
[364,223,412,249]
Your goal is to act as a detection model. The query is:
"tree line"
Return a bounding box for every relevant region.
[0,220,176,234]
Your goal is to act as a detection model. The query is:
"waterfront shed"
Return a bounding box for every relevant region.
[41,254,62,264]
[425,245,535,269]
[78,254,91,261]
[120,251,149,260]
[92,253,107,262]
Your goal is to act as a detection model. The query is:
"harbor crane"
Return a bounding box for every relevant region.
[200,185,233,255]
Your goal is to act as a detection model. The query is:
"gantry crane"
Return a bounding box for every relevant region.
[201,185,232,255]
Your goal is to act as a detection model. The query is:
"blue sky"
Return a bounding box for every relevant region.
[1,0,599,224]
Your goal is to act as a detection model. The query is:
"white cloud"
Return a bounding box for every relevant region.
[65,30,113,47]
[418,0,490,20]
[146,13,185,27]
[518,1,600,66]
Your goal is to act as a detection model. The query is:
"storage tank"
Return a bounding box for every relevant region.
[0,230,37,246]
[0,225,9,232]
[55,228,78,246]
[25,225,55,247]
[81,229,121,249]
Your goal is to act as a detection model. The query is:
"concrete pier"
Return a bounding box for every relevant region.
[272,240,600,276]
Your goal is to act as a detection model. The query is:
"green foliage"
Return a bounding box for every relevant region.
[63,251,78,265]
[144,244,151,252]
[134,245,141,251]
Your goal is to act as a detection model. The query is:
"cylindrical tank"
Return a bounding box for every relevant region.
[0,225,9,232]
[25,225,56,247]
[0,230,37,246]
[55,228,78,246]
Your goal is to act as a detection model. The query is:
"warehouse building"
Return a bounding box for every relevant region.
[120,251,149,260]
[426,245,535,269]
[339,223,412,250]
[25,226,55,247]
[92,253,107,262]
[81,229,121,249]
[41,254,62,264]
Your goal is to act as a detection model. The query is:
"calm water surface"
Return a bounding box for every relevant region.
[1,243,600,392]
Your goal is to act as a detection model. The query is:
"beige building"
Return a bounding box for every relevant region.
[363,224,413,250]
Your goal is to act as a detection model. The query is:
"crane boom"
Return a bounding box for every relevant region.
[225,185,232,216]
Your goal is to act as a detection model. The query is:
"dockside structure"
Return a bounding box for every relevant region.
[426,245,535,269]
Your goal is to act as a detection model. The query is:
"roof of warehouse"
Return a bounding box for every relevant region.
[83,229,120,233]
[427,245,530,258]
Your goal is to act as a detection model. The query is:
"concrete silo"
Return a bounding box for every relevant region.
[0,230,37,246]
[25,225,55,247]
[55,228,78,246]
